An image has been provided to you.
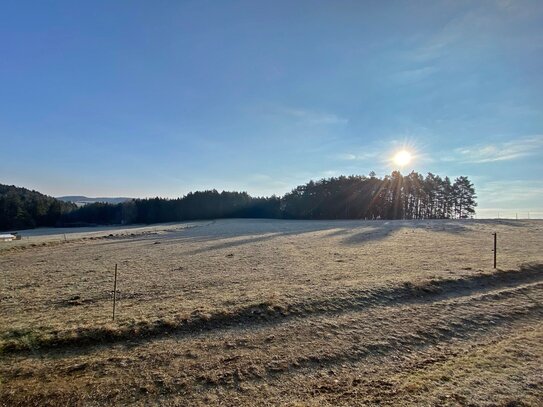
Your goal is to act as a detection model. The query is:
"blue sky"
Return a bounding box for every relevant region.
[1,0,542,218]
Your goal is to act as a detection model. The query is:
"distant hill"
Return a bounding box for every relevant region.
[57,196,133,206]
[0,184,76,231]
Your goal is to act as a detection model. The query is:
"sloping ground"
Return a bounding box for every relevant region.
[0,263,541,354]
[1,264,542,406]
[2,219,542,339]
[1,219,542,405]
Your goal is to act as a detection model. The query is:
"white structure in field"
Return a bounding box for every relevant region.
[0,234,17,242]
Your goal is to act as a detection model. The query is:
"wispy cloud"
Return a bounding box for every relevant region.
[411,1,543,63]
[480,180,543,200]
[336,153,357,160]
[391,66,437,84]
[335,152,379,161]
[476,179,543,216]
[454,135,543,163]
[280,108,348,126]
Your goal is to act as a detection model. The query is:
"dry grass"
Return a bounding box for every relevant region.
[1,219,542,406]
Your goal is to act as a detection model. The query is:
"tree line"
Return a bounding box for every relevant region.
[281,172,476,220]
[60,191,282,226]
[0,184,76,230]
[0,172,476,231]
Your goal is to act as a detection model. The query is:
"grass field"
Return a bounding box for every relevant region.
[1,219,542,406]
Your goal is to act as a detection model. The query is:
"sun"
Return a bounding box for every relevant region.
[393,150,412,167]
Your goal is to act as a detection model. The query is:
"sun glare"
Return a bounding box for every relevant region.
[393,150,412,167]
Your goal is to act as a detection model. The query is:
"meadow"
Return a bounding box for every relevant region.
[1,219,542,406]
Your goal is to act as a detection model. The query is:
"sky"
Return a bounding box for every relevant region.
[1,0,542,218]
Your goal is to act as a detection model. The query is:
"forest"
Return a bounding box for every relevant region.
[0,184,76,231]
[0,171,476,231]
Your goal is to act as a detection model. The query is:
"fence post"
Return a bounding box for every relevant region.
[112,264,118,321]
[492,233,497,269]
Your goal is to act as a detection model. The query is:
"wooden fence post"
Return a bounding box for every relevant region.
[492,233,497,269]
[113,264,118,321]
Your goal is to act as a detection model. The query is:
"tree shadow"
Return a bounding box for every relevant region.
[183,220,351,255]
[182,219,477,253]
[93,218,531,253]
[337,219,471,245]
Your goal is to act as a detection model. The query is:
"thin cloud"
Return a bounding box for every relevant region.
[335,152,379,161]
[336,153,357,160]
[476,179,543,218]
[281,108,348,126]
[478,179,543,203]
[455,135,543,163]
[391,66,437,83]
[411,1,543,62]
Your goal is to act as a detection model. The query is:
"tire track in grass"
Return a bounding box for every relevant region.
[1,280,541,406]
[191,282,543,387]
[1,264,541,355]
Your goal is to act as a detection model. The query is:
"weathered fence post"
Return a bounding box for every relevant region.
[492,233,497,269]
[113,264,118,321]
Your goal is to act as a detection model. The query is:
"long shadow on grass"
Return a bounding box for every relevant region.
[340,219,471,245]
[22,219,530,255]
[3,263,541,357]
[160,219,475,254]
[73,219,527,254]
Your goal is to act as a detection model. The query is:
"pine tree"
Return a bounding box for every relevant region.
[453,176,477,218]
